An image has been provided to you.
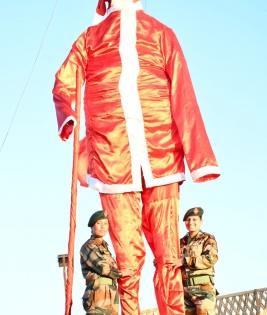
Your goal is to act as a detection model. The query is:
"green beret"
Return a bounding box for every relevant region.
[88,210,107,227]
[183,207,204,221]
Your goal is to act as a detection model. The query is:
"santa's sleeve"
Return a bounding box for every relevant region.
[52,31,88,137]
[162,27,220,183]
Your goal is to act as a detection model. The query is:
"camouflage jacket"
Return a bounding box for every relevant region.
[180,231,218,280]
[80,236,119,287]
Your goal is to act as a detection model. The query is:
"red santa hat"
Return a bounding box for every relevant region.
[96,0,140,16]
[96,0,112,16]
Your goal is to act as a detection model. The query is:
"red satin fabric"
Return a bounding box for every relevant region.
[100,182,184,315]
[53,10,220,191]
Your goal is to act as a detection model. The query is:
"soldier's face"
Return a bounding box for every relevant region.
[184,216,202,233]
[92,218,109,237]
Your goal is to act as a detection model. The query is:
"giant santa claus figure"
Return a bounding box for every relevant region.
[53,0,220,314]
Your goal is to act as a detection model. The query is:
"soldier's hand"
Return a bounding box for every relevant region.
[102,265,110,275]
[108,268,122,279]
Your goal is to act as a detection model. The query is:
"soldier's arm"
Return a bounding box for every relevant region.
[84,270,99,283]
[95,256,121,279]
[187,235,218,269]
[81,245,121,279]
[80,246,101,279]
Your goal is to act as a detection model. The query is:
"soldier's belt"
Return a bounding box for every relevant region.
[184,275,212,286]
[98,277,113,286]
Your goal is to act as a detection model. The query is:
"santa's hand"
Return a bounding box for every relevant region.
[60,120,74,141]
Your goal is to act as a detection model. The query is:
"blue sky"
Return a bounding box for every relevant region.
[0,1,266,314]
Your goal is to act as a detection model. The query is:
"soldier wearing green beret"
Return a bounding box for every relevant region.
[80,210,121,315]
[180,207,218,315]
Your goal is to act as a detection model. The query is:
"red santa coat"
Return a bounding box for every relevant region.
[53,2,220,193]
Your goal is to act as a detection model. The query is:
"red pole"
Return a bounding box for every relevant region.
[65,69,82,315]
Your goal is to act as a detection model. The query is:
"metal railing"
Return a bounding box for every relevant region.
[141,287,267,315]
[215,287,267,315]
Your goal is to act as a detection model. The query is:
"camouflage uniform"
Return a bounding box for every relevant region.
[80,236,120,315]
[180,231,218,315]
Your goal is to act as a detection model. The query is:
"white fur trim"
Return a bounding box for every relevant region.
[87,173,185,193]
[191,166,220,182]
[118,0,157,190]
[92,13,107,26]
[87,176,142,193]
[145,173,186,188]
[58,115,77,136]
[112,0,141,10]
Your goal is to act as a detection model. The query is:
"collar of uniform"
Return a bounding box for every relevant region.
[90,236,107,246]
[187,230,203,242]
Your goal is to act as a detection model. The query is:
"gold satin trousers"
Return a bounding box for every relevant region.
[100,182,184,315]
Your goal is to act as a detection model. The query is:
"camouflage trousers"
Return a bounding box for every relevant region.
[184,284,216,315]
[83,283,119,315]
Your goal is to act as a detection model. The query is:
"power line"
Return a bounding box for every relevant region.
[0,0,59,154]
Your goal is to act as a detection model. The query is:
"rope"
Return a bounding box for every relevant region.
[0,0,60,154]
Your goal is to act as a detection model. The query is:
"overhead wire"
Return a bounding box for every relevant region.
[0,0,60,154]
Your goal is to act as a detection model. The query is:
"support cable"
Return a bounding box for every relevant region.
[0,0,60,153]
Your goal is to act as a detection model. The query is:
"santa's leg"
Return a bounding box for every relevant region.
[100,191,145,315]
[142,182,185,315]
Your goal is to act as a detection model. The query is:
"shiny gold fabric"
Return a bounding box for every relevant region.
[100,182,184,315]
